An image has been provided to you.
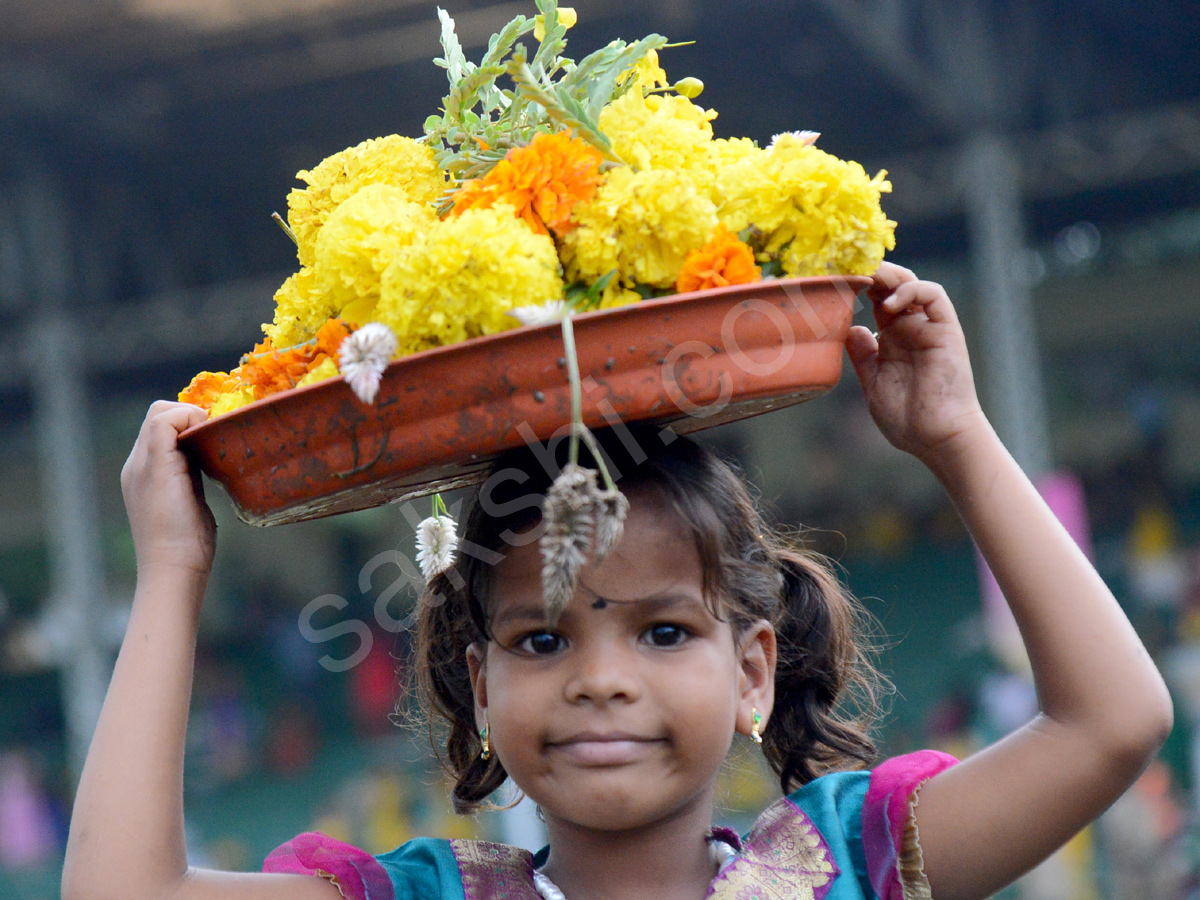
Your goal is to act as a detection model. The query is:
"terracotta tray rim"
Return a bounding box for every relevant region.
[179,273,872,441]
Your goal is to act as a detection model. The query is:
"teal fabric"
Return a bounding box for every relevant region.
[371,770,878,899]
[787,770,874,898]
[375,837,467,900]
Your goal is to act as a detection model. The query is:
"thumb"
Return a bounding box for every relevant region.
[845,326,879,390]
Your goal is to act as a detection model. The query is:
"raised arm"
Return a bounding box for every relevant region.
[845,264,1173,900]
[62,400,338,900]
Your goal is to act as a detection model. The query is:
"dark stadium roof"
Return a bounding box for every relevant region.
[2,0,1198,358]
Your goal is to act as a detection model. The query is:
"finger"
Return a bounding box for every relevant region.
[867,262,917,305]
[189,458,212,516]
[142,404,209,457]
[845,325,880,390]
[880,280,960,326]
[878,308,949,348]
[140,400,206,434]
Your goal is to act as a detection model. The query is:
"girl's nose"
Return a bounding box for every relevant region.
[562,639,642,705]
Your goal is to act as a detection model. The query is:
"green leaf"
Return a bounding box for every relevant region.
[593,270,617,292]
[564,271,619,311]
[531,0,572,80]
[427,5,669,185]
[583,34,668,121]
[444,61,508,122]
[435,9,469,83]
[508,57,620,161]
[476,16,532,112]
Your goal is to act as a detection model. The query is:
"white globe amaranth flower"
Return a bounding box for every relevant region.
[415,514,458,582]
[539,463,599,624]
[507,300,568,328]
[768,130,820,149]
[338,322,399,404]
[591,487,629,562]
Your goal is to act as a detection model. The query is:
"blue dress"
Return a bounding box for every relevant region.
[263,750,956,900]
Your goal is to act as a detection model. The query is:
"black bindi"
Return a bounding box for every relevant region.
[591,598,608,610]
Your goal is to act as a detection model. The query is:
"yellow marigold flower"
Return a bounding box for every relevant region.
[313,184,435,327]
[296,356,340,388]
[561,166,719,289]
[685,136,761,205]
[599,90,716,175]
[449,132,603,237]
[209,385,258,417]
[717,134,896,277]
[286,135,445,267]
[675,226,761,293]
[705,137,760,174]
[597,283,643,310]
[263,266,336,349]
[374,206,564,354]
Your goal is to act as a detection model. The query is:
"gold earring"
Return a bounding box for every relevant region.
[750,708,763,744]
[480,723,491,760]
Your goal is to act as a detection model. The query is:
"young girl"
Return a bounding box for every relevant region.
[62,263,1173,900]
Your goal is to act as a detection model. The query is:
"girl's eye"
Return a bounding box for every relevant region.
[516,631,564,656]
[645,624,690,647]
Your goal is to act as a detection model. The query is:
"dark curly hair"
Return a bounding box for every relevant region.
[413,423,882,813]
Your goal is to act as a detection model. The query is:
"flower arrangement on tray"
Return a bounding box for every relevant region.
[179,1,894,420]
[176,1,895,605]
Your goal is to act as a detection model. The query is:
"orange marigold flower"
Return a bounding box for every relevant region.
[675,226,762,294]
[239,319,353,399]
[314,317,354,357]
[449,132,603,236]
[449,178,490,213]
[179,371,239,412]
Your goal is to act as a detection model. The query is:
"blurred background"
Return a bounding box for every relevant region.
[2,0,1199,896]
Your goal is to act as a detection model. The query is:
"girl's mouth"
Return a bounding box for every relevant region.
[549,732,664,766]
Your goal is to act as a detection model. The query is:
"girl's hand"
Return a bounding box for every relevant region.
[846,262,988,466]
[120,401,217,579]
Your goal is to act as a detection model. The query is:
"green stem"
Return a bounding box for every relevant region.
[578,425,618,491]
[560,311,582,468]
[271,212,299,247]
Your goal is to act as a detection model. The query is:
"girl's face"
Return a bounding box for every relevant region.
[467,488,775,834]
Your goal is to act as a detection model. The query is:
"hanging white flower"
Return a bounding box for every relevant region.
[591,486,629,563]
[507,300,568,328]
[768,130,820,149]
[338,322,398,405]
[415,514,458,582]
[539,463,598,624]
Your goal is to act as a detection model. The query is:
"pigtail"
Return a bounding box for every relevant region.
[762,550,880,792]
[414,570,508,813]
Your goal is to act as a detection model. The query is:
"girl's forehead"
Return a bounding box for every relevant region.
[490,488,704,608]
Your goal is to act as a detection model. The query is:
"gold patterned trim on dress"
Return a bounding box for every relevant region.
[896,781,934,900]
[314,867,348,899]
[450,838,541,900]
[707,796,839,900]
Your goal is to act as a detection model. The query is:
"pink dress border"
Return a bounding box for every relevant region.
[861,749,958,900]
[263,831,396,900]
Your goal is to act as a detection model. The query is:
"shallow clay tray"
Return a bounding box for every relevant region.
[179,275,870,525]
